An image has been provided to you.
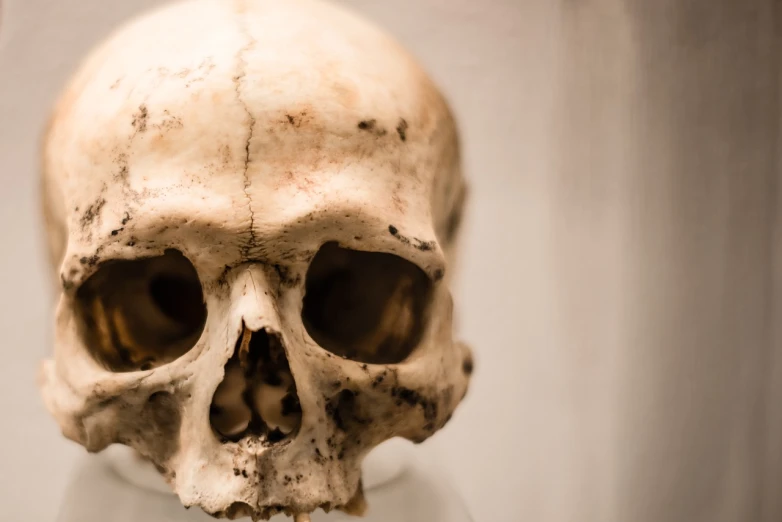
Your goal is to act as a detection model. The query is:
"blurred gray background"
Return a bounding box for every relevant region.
[2,1,782,522]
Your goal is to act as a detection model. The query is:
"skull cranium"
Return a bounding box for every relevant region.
[39,0,471,519]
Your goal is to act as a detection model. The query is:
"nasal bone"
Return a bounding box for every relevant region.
[231,264,281,333]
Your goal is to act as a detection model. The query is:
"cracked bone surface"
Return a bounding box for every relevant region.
[39,0,472,519]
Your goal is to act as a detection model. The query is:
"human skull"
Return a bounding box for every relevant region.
[38,0,472,519]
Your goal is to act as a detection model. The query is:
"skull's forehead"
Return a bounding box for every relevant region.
[46,0,456,272]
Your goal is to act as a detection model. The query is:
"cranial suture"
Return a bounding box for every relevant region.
[39,0,471,520]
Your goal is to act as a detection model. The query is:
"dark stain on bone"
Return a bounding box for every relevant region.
[388,225,400,237]
[153,110,184,131]
[391,386,438,423]
[388,225,436,252]
[282,109,310,128]
[272,263,301,289]
[433,268,445,281]
[80,198,106,228]
[326,389,368,432]
[462,354,474,375]
[132,104,149,132]
[79,255,100,267]
[396,118,408,141]
[111,215,131,236]
[114,152,130,185]
[314,447,326,464]
[371,371,387,388]
[357,119,387,136]
[414,239,435,252]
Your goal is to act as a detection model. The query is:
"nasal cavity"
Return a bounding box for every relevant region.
[210,325,302,444]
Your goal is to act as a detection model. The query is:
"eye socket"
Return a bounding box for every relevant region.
[75,250,207,372]
[302,242,433,364]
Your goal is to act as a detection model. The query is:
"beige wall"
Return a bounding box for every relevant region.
[1,1,780,521]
